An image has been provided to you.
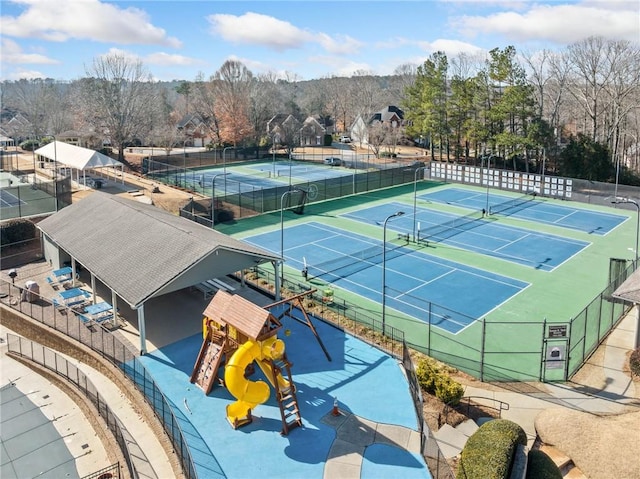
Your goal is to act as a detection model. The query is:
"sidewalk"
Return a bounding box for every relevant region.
[0,322,175,479]
[435,310,639,456]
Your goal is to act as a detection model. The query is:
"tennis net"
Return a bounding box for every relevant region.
[419,210,484,244]
[307,238,407,281]
[489,191,537,215]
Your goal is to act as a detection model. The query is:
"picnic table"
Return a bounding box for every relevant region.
[47,266,73,288]
[84,301,114,324]
[57,287,91,307]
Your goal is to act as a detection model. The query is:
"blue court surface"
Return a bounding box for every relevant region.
[0,189,24,208]
[343,202,590,272]
[421,187,626,235]
[244,222,529,332]
[179,161,356,195]
[137,308,430,479]
[247,160,354,182]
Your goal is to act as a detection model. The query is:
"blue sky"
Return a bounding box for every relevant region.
[1,0,638,82]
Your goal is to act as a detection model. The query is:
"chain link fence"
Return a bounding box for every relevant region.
[0,282,199,479]
[6,333,135,478]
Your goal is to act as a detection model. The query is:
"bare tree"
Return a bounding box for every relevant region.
[566,36,615,142]
[4,79,60,138]
[76,53,158,163]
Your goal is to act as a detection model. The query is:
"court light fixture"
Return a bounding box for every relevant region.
[382,211,405,336]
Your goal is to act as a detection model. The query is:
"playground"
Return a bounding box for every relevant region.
[137,289,430,478]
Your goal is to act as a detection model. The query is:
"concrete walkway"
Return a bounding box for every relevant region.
[321,409,422,479]
[435,311,639,457]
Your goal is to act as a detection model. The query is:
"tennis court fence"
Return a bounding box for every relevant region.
[248,253,635,382]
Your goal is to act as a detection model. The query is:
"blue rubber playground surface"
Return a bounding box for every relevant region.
[421,187,627,235]
[244,222,529,333]
[136,306,430,479]
[343,201,590,272]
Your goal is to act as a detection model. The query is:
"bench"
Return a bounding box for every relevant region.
[193,278,236,299]
[208,278,236,292]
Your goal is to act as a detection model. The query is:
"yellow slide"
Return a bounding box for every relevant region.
[225,336,287,427]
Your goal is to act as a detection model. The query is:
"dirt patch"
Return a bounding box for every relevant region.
[536,408,640,479]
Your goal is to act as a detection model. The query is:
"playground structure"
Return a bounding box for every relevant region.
[190,290,304,434]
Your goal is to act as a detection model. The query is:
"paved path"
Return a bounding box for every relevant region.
[435,311,639,456]
[321,409,423,479]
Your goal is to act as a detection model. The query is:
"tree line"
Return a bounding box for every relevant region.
[1,35,638,184]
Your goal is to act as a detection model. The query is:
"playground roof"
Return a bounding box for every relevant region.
[35,141,123,171]
[204,290,280,339]
[37,192,280,309]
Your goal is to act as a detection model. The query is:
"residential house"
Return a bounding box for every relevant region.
[267,114,301,147]
[177,113,210,147]
[349,106,405,145]
[299,116,331,146]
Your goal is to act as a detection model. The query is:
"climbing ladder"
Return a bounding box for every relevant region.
[190,329,228,395]
[270,352,302,435]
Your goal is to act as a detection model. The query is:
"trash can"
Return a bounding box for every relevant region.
[22,280,40,303]
[94,179,103,189]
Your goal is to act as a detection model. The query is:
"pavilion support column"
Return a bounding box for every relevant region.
[635,305,640,350]
[111,290,118,327]
[71,258,77,287]
[91,275,97,304]
[138,306,147,355]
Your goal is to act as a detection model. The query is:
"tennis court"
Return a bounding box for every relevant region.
[343,201,590,271]
[421,187,626,234]
[246,160,355,182]
[244,222,529,333]
[1,189,24,208]
[154,160,357,196]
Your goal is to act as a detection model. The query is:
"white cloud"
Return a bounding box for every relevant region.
[208,12,363,55]
[1,38,59,64]
[316,33,364,55]
[0,0,181,47]
[418,39,485,56]
[2,66,47,80]
[451,2,639,44]
[208,12,313,51]
[145,52,204,67]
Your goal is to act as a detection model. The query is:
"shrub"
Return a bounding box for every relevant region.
[416,357,463,405]
[1,218,37,245]
[630,348,640,377]
[19,139,40,151]
[457,419,527,479]
[526,449,563,479]
[435,375,464,406]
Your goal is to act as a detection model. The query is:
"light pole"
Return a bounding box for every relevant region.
[612,198,639,266]
[485,155,491,214]
[382,211,404,335]
[222,146,233,195]
[211,172,229,227]
[413,166,427,242]
[280,188,302,283]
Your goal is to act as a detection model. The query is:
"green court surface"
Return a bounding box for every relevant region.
[217,182,635,381]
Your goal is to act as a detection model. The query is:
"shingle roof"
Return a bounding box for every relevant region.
[612,268,640,303]
[204,290,277,340]
[37,193,279,308]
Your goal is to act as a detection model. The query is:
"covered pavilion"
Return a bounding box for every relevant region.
[34,140,125,188]
[37,192,281,354]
